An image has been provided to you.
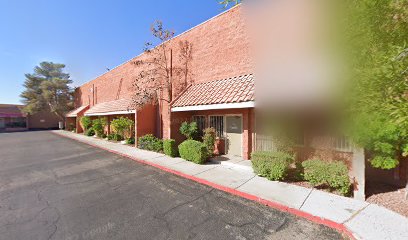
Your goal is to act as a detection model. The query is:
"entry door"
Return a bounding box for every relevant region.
[226,115,242,157]
[0,118,4,128]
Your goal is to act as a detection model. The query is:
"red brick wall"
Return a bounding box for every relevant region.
[74,6,253,142]
[71,7,253,156]
[75,6,251,105]
[136,104,157,140]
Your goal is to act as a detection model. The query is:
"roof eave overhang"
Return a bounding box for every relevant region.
[84,110,136,116]
[171,101,255,112]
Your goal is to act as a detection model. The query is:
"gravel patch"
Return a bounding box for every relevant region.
[366,182,408,217]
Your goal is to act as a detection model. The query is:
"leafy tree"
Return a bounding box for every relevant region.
[80,116,92,131]
[345,0,408,166]
[180,121,198,140]
[343,0,408,197]
[111,117,134,139]
[92,117,108,137]
[20,62,73,120]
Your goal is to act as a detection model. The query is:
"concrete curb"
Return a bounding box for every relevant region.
[53,131,408,239]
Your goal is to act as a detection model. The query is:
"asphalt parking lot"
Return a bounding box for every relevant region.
[0,131,343,240]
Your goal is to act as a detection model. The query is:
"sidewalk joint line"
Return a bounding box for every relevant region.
[299,189,314,210]
[234,175,256,190]
[192,165,220,176]
[342,203,371,224]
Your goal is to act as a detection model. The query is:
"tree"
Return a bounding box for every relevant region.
[131,21,193,110]
[92,117,108,137]
[80,116,92,131]
[20,62,73,120]
[180,121,198,140]
[111,117,134,139]
[344,0,408,198]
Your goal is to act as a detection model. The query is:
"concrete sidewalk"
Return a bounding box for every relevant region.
[53,130,408,240]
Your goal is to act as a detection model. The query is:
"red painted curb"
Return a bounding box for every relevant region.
[53,131,356,239]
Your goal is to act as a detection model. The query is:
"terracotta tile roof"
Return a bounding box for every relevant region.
[85,99,134,116]
[66,105,89,117]
[172,74,254,107]
[0,104,26,118]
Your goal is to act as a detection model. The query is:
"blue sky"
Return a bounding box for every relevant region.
[0,0,230,104]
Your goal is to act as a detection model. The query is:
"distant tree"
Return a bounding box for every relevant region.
[20,62,73,120]
[131,21,193,110]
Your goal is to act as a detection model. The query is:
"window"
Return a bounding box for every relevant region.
[334,136,353,152]
[192,116,206,135]
[209,116,224,137]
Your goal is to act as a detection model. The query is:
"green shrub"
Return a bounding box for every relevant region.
[100,133,107,139]
[111,117,134,138]
[163,139,178,157]
[203,127,216,156]
[126,137,135,145]
[85,128,95,136]
[92,118,107,137]
[107,133,123,141]
[138,134,163,152]
[80,116,92,131]
[180,121,198,140]
[302,159,351,196]
[251,151,294,181]
[178,140,208,164]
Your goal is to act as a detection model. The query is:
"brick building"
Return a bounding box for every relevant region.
[68,5,254,159]
[67,5,407,199]
[0,104,61,131]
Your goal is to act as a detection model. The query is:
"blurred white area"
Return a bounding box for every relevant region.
[244,0,345,111]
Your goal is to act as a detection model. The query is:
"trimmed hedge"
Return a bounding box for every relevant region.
[251,151,294,181]
[138,134,163,152]
[302,159,351,196]
[178,140,208,164]
[163,139,178,157]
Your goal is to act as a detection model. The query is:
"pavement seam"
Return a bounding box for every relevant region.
[191,165,221,176]
[299,189,314,210]
[342,203,371,225]
[234,175,256,190]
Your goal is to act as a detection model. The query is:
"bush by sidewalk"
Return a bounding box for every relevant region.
[138,134,163,152]
[92,118,107,137]
[85,128,95,136]
[163,139,178,157]
[202,127,216,156]
[178,140,207,164]
[302,159,351,196]
[126,137,135,145]
[107,133,123,141]
[251,151,294,181]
